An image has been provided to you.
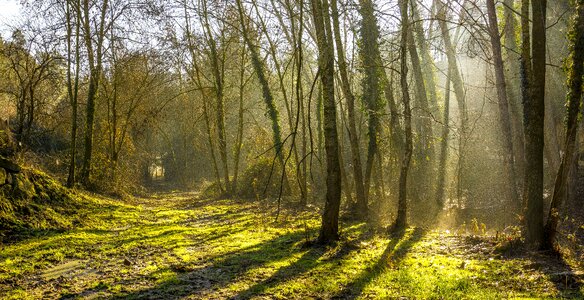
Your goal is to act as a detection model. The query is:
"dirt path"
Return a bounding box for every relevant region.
[1,191,582,299]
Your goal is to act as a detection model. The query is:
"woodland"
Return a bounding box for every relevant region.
[0,0,583,298]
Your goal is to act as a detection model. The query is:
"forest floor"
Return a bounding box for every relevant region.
[1,191,583,299]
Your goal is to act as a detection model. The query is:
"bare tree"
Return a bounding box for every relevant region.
[310,0,342,243]
[395,0,413,231]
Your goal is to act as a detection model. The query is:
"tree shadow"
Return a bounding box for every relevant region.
[538,252,583,298]
[234,245,327,299]
[92,230,311,299]
[332,227,426,299]
[84,222,370,299]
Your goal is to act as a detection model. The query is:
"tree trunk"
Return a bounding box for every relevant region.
[435,69,451,209]
[503,0,526,189]
[202,0,230,195]
[80,0,108,186]
[331,0,366,218]
[542,0,584,250]
[183,3,224,193]
[395,0,413,231]
[358,0,383,210]
[232,47,247,195]
[411,0,439,116]
[310,0,342,244]
[66,0,80,188]
[437,0,468,206]
[381,67,403,157]
[522,0,546,246]
[486,0,520,207]
[236,0,290,194]
[407,27,433,156]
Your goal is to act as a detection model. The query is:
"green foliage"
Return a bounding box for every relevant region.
[237,158,283,199]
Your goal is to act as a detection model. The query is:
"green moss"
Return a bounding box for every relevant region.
[1,191,582,299]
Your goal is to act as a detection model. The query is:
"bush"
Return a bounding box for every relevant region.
[237,158,284,199]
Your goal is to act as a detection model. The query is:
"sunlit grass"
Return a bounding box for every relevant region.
[0,192,581,299]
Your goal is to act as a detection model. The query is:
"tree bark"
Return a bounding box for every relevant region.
[331,0,366,218]
[542,0,584,250]
[437,0,468,205]
[411,0,439,116]
[80,0,108,186]
[66,0,81,188]
[202,0,230,195]
[310,0,342,244]
[503,0,526,188]
[522,0,547,246]
[435,69,451,209]
[358,0,383,209]
[236,0,289,194]
[395,0,413,231]
[486,0,520,207]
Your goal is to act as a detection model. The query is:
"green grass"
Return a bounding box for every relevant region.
[0,191,582,299]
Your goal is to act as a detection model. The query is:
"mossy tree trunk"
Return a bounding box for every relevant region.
[80,0,108,186]
[542,0,584,251]
[395,0,413,231]
[201,0,230,195]
[236,0,289,196]
[310,0,342,244]
[331,0,366,218]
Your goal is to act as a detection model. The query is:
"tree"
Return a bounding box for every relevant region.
[521,0,547,246]
[486,0,520,207]
[310,0,342,243]
[331,0,366,217]
[79,0,109,185]
[235,0,289,198]
[503,0,525,178]
[65,0,81,187]
[542,0,584,250]
[437,0,468,205]
[201,0,230,195]
[395,0,413,231]
[359,0,383,213]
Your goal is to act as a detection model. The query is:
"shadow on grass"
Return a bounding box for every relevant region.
[540,252,584,298]
[333,227,426,299]
[93,222,369,299]
[234,245,326,299]
[98,230,311,299]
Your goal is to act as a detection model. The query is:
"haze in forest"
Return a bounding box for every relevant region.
[0,0,583,298]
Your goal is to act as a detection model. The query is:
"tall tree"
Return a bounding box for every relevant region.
[79,0,109,185]
[522,0,547,246]
[359,0,383,213]
[201,0,230,195]
[542,0,584,250]
[66,0,81,187]
[437,0,468,204]
[395,0,413,231]
[435,70,451,209]
[235,0,289,194]
[486,0,520,206]
[331,0,366,217]
[310,0,342,243]
[503,0,525,177]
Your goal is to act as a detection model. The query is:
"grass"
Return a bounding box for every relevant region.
[0,191,582,299]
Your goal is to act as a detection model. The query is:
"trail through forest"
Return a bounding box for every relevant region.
[1,191,582,299]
